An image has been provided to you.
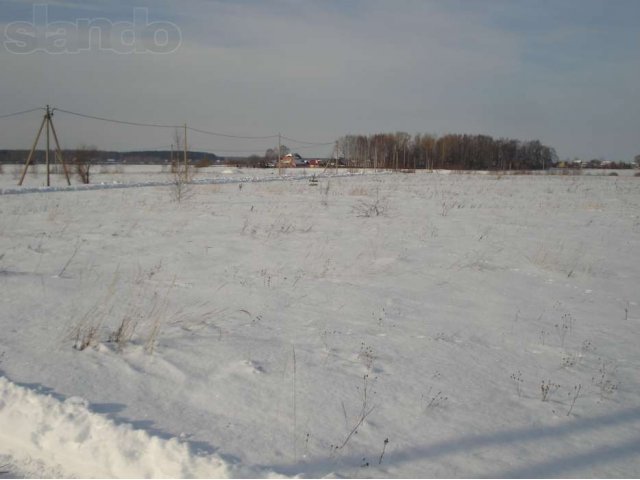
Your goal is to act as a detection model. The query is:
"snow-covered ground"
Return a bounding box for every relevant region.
[0,167,639,478]
[0,164,346,191]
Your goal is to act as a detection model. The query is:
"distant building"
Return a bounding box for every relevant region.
[278,153,306,168]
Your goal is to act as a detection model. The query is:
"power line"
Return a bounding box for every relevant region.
[6,105,336,149]
[54,108,180,129]
[55,108,280,139]
[107,145,175,152]
[191,146,269,155]
[54,108,280,139]
[281,135,335,146]
[289,144,333,151]
[0,108,45,119]
[191,143,332,154]
[55,108,331,143]
[187,126,278,140]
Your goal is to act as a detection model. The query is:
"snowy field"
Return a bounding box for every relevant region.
[1,167,639,478]
[0,164,341,191]
[1,164,637,191]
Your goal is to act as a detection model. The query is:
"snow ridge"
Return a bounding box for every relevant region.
[0,376,276,478]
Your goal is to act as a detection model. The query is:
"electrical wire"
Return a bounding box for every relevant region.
[55,108,280,140]
[289,144,333,151]
[191,144,332,154]
[106,145,175,152]
[191,146,269,155]
[281,135,335,146]
[0,108,45,119]
[54,108,181,129]
[187,126,278,140]
[4,105,336,150]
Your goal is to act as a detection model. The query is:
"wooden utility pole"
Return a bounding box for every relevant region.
[183,123,188,170]
[278,132,282,174]
[19,105,71,186]
[48,113,71,184]
[19,114,47,186]
[45,106,50,186]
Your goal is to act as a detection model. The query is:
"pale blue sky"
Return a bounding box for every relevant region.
[1,0,638,160]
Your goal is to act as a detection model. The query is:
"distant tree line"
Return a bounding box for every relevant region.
[561,158,634,169]
[333,133,559,171]
[0,149,218,165]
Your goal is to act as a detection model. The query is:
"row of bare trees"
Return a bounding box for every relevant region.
[333,133,558,171]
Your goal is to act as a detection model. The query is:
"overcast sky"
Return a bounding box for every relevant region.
[1,0,638,160]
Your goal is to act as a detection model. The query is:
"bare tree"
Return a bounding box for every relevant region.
[74,145,97,184]
[333,132,555,171]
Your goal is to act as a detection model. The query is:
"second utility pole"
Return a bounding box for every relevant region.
[183,123,188,171]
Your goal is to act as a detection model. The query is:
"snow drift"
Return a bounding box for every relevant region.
[0,376,277,478]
